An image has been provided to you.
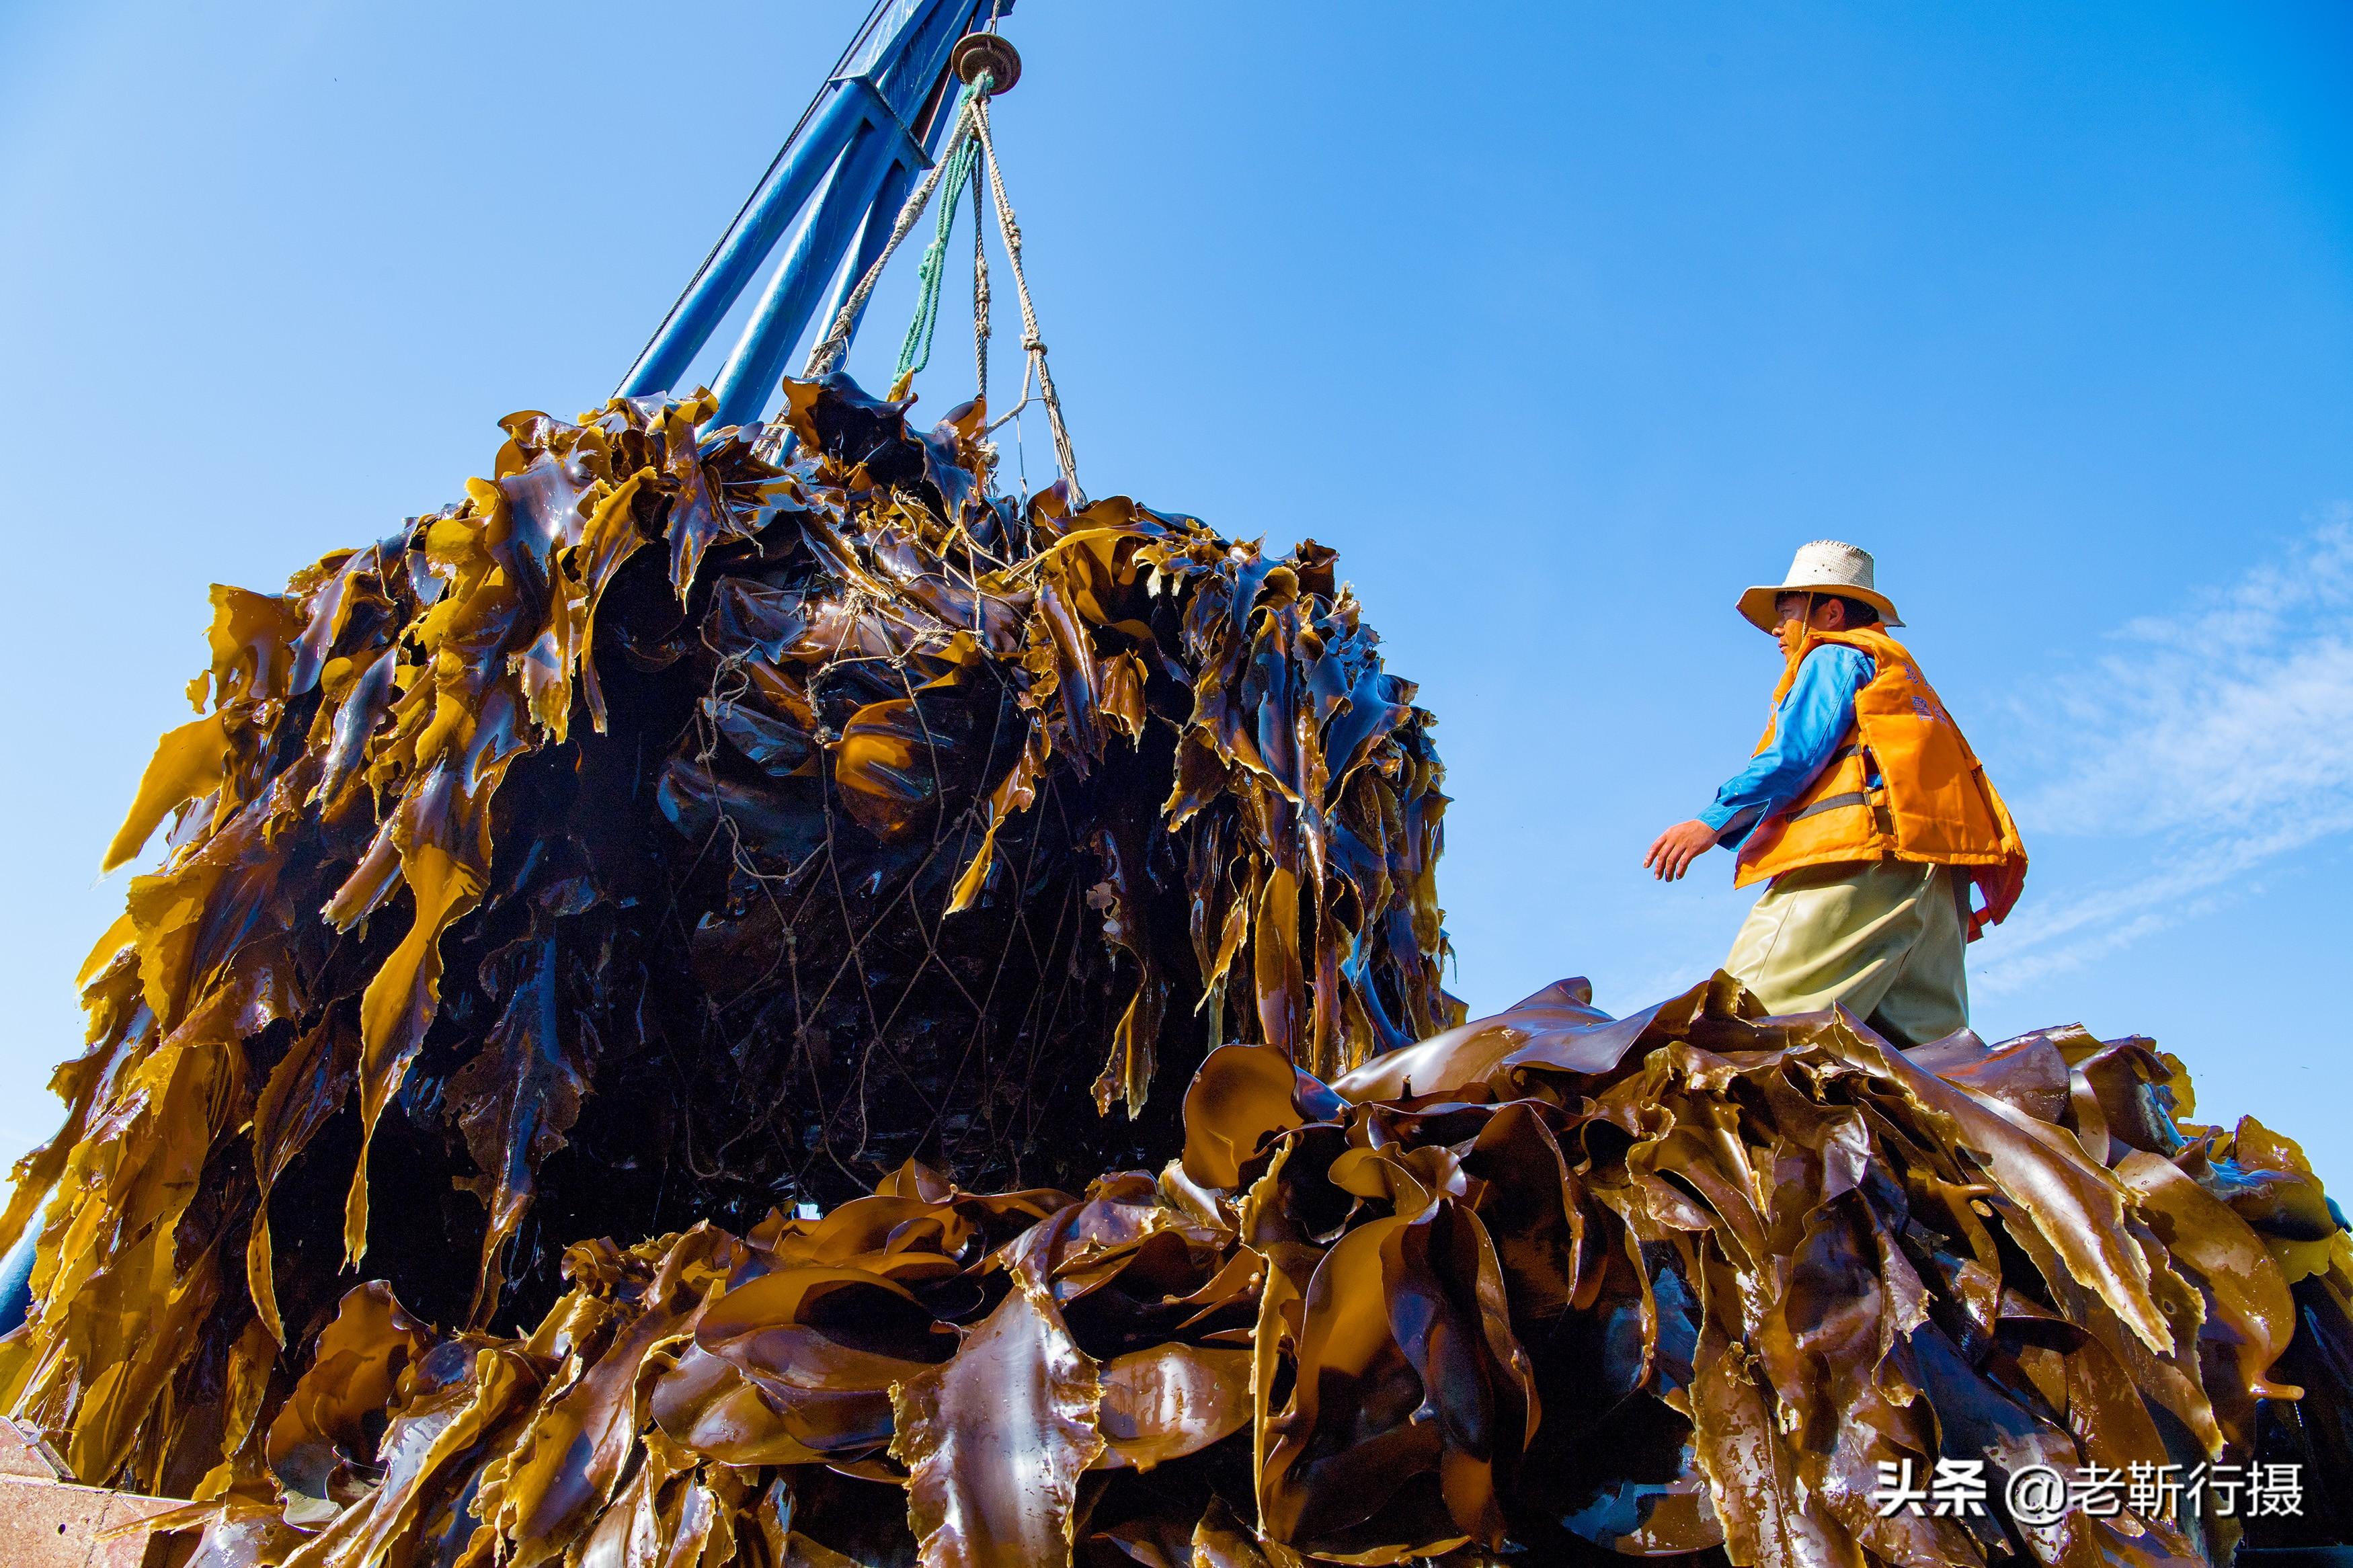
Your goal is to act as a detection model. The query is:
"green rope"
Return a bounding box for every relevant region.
[895,79,988,386]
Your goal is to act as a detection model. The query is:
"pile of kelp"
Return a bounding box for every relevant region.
[5,366,2351,1568]
[0,375,1453,1500]
[147,975,2353,1567]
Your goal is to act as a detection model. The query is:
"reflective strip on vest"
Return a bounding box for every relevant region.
[1733,627,2026,890]
[1788,790,1868,823]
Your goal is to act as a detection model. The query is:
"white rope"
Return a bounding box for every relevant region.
[756,95,978,462]
[792,87,986,393]
[983,352,1034,437]
[968,91,1082,507]
[971,165,991,405]
[768,69,1082,511]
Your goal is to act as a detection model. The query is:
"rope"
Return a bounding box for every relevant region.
[973,0,1002,401]
[984,354,1034,437]
[971,163,991,404]
[969,91,1083,505]
[785,59,1084,511]
[797,81,988,393]
[893,84,984,389]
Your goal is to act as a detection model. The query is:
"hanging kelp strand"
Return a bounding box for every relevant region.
[105,977,2353,1567]
[0,373,1454,1510]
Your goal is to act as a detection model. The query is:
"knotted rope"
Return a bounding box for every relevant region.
[796,81,984,391]
[971,161,991,401]
[968,88,1082,506]
[892,84,984,388]
[786,72,1082,506]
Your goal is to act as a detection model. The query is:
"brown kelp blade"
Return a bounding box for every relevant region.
[123,976,2353,1567]
[7,354,2347,1565]
[3,371,1453,1504]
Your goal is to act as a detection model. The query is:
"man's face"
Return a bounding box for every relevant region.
[1773,593,1845,656]
[1769,594,1817,658]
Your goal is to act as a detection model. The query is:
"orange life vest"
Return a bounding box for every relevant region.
[1732,626,2027,891]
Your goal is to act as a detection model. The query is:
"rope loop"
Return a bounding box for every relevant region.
[969,89,1082,505]
[786,63,1082,507]
[797,93,984,390]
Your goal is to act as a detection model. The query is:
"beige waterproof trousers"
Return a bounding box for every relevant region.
[1724,859,1968,1048]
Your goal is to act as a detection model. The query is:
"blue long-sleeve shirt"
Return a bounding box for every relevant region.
[1698,645,1875,850]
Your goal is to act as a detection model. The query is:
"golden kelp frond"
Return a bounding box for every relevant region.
[0,374,1454,1499]
[16,364,2348,1567]
[149,980,2353,1567]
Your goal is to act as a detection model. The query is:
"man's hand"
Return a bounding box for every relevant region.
[1644,819,1720,882]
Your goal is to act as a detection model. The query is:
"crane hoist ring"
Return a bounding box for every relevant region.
[951,32,1021,95]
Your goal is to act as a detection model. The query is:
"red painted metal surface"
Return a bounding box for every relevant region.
[0,1420,180,1567]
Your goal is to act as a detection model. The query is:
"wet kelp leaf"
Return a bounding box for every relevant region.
[664,1261,955,1463]
[104,712,230,873]
[446,927,592,1325]
[1093,1341,1252,1470]
[132,975,2353,1568]
[485,1227,725,1555]
[833,692,969,839]
[248,1014,359,1344]
[264,1282,429,1508]
[11,371,1455,1497]
[891,1282,1105,1567]
[1257,1193,1532,1561]
[1178,1042,1330,1191]
[1853,1023,2178,1356]
[344,836,485,1267]
[16,358,2353,1565]
[1327,976,1612,1104]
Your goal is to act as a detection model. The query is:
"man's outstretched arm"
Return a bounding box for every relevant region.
[1644,645,1873,881]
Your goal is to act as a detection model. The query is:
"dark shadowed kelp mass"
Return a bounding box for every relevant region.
[0,376,1450,1503]
[0,376,2345,1567]
[97,983,2353,1568]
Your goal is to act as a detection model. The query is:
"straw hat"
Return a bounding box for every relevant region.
[1736,540,1902,632]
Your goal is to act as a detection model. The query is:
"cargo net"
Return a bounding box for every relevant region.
[3,376,2349,1568]
[0,376,1454,1498]
[123,980,2353,1568]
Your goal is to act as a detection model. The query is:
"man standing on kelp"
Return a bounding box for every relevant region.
[1644,541,2028,1047]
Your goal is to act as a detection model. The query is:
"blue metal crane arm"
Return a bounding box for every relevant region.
[617,0,1010,422]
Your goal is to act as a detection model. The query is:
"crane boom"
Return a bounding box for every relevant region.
[616,0,1012,425]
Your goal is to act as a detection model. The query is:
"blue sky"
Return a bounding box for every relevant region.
[3,2,2349,1181]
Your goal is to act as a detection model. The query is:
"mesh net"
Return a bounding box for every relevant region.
[0,374,1454,1497]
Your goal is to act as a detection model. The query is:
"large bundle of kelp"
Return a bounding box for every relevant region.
[0,376,1454,1498]
[6,368,2350,1568]
[145,977,2353,1567]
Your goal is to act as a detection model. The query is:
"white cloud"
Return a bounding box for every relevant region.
[1974,513,2353,994]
